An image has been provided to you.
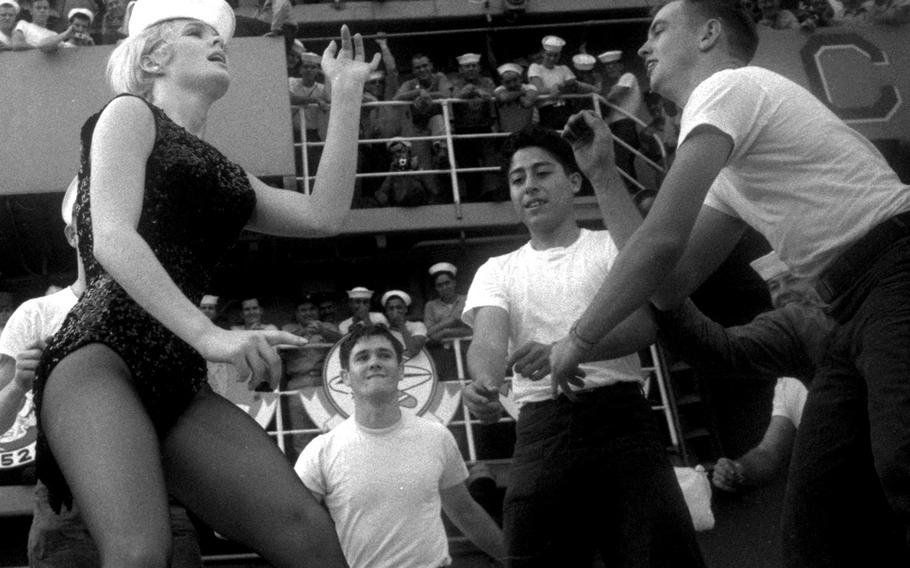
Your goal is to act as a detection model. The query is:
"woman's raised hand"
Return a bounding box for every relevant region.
[321,25,381,87]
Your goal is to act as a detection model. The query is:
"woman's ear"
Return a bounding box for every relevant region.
[139,55,162,75]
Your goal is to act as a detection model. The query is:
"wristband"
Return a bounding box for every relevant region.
[569,321,597,351]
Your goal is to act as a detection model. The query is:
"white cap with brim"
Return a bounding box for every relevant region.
[381,290,412,307]
[299,52,321,65]
[61,176,78,226]
[497,63,523,77]
[428,262,457,277]
[68,7,94,23]
[126,0,235,43]
[597,50,622,63]
[456,53,481,65]
[347,287,374,300]
[386,137,411,150]
[0,1,20,14]
[541,35,565,53]
[749,251,790,282]
[201,294,219,305]
[572,53,596,71]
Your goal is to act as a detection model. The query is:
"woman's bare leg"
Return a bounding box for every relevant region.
[162,387,347,568]
[41,344,172,568]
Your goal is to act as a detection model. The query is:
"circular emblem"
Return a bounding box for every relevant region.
[0,392,37,470]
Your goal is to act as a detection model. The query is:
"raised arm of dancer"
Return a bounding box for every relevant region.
[246,25,380,238]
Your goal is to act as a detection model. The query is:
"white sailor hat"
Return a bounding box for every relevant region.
[0,1,20,14]
[61,176,78,226]
[347,286,374,300]
[572,53,596,71]
[200,294,219,305]
[126,0,235,42]
[456,52,481,66]
[381,290,412,307]
[68,7,94,22]
[541,35,565,53]
[386,137,411,151]
[428,262,457,277]
[368,69,386,81]
[749,251,790,282]
[497,63,523,77]
[597,50,622,63]
[299,52,321,66]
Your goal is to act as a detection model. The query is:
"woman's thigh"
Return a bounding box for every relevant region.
[41,344,172,564]
[161,387,346,568]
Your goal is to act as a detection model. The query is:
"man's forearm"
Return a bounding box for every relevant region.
[0,381,29,433]
[588,168,643,249]
[586,308,656,363]
[654,301,817,380]
[467,344,507,389]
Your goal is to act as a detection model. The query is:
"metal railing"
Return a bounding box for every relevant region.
[293,92,668,213]
[253,336,682,465]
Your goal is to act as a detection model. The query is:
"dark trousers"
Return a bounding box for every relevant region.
[503,383,705,568]
[782,221,910,567]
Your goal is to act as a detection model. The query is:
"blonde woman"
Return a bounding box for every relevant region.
[32,0,378,566]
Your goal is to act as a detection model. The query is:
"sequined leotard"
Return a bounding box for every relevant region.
[34,94,256,511]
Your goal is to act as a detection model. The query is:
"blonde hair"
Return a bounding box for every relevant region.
[106,19,188,99]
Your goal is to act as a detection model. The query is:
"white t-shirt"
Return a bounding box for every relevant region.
[0,287,78,441]
[463,229,643,407]
[771,377,808,429]
[680,66,910,282]
[295,413,468,568]
[13,21,56,47]
[404,320,428,337]
[528,63,575,105]
[339,312,389,335]
[0,287,78,359]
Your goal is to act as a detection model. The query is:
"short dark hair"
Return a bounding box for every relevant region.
[499,124,580,180]
[339,324,404,370]
[683,0,759,63]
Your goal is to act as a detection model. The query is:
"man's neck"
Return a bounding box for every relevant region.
[529,221,581,251]
[355,401,402,429]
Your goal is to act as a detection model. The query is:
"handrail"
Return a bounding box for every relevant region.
[294,92,668,199]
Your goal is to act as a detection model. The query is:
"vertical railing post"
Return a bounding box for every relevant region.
[440,100,463,219]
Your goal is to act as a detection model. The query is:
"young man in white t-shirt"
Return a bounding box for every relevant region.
[463,125,704,567]
[549,1,910,566]
[295,324,504,568]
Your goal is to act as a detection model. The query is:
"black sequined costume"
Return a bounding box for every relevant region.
[34,94,256,512]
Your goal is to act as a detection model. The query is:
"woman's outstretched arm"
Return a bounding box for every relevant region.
[246,25,381,238]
